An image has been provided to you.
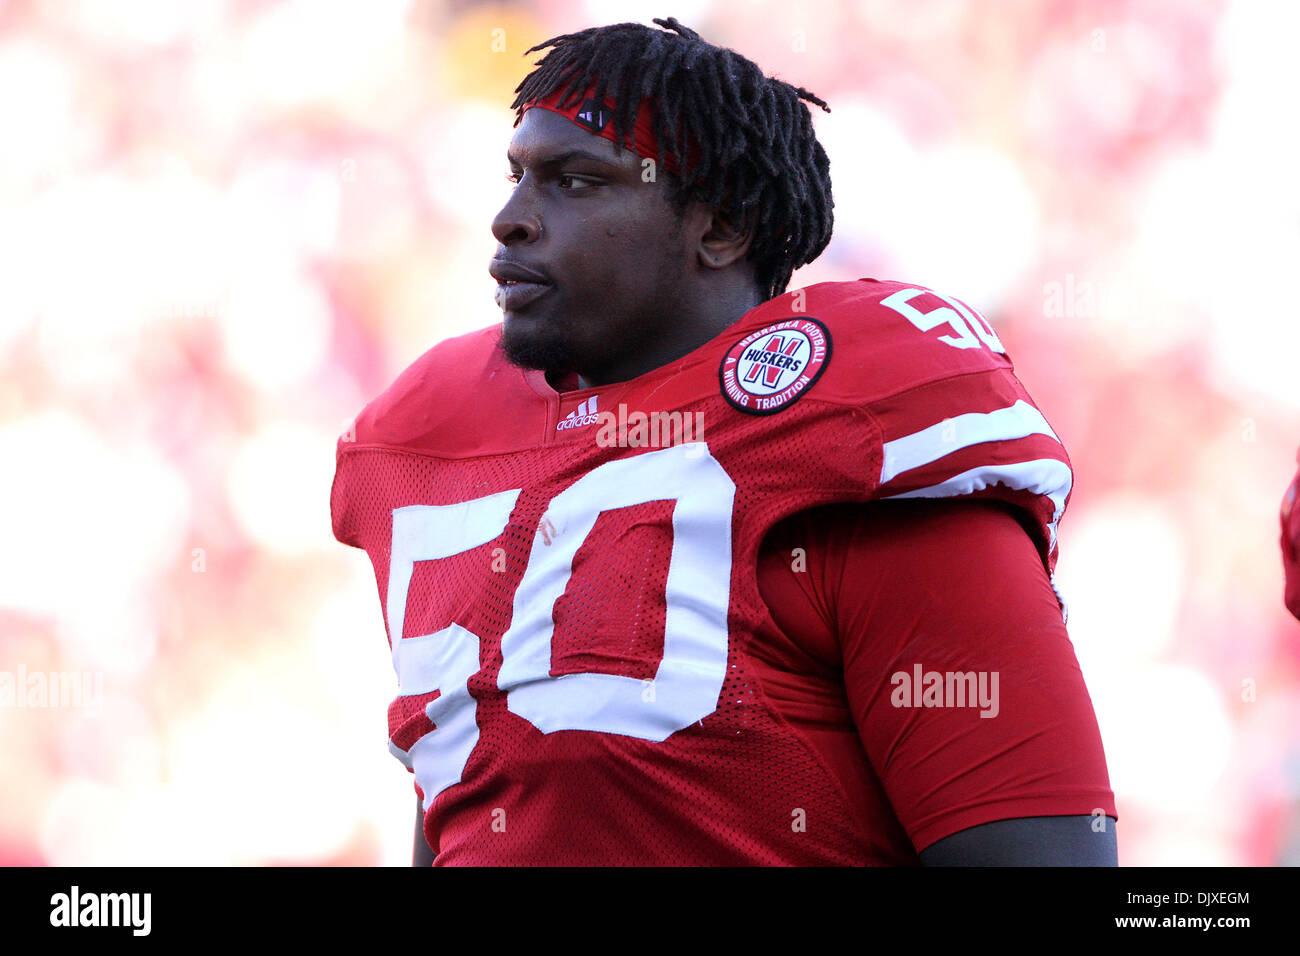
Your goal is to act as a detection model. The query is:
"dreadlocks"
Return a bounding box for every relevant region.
[510,17,833,301]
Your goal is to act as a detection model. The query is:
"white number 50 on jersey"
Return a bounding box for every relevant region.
[386,443,735,809]
[882,287,1006,353]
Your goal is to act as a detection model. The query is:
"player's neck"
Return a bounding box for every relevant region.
[571,282,767,391]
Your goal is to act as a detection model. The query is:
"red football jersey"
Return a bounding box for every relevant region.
[330,278,1088,864]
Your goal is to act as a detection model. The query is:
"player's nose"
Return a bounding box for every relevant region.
[491,189,541,246]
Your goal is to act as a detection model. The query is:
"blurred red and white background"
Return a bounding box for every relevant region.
[1,0,1297,866]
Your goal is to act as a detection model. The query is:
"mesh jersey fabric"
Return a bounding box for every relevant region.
[331,277,1088,864]
[755,498,1116,855]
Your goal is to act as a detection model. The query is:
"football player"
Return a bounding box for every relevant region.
[1282,447,1300,621]
[331,17,1118,865]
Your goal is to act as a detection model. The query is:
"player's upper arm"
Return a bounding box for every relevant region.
[919,814,1116,866]
[824,497,1117,860]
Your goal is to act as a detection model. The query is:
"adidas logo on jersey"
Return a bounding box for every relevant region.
[556,395,601,431]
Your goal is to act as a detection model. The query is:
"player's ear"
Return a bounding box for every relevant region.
[698,201,754,271]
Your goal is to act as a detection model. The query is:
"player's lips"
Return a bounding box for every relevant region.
[490,259,553,312]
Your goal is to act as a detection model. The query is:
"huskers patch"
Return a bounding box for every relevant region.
[719,317,831,415]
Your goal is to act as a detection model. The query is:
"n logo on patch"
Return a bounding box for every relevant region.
[719,317,831,415]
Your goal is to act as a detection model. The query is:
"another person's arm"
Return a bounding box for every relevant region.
[413,796,434,867]
[1282,449,1300,621]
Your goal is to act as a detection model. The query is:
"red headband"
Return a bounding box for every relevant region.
[521,81,696,177]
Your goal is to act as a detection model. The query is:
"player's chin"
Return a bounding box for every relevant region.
[498,315,577,373]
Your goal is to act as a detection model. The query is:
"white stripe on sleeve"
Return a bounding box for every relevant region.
[879,458,1073,552]
[879,399,1061,486]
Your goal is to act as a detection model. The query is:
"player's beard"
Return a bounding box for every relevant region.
[496,317,579,377]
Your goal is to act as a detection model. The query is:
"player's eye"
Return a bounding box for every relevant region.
[504,171,599,191]
[557,173,596,190]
